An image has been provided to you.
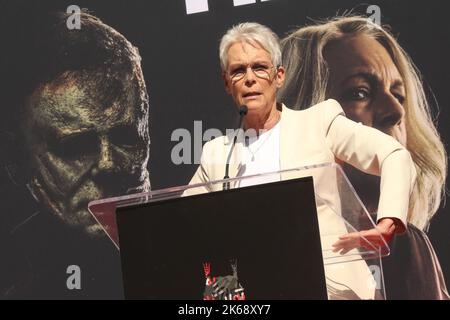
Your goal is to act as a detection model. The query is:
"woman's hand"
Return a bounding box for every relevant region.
[332,218,397,255]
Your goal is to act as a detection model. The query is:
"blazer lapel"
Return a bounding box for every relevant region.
[280,104,303,180]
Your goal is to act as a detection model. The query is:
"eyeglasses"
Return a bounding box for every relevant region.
[227,63,277,82]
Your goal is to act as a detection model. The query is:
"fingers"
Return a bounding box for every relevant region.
[332,232,361,253]
[332,228,387,254]
[332,239,358,252]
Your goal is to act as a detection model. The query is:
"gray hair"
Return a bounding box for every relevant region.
[219,22,282,71]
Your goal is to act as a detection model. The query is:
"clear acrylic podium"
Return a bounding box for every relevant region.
[88,162,389,300]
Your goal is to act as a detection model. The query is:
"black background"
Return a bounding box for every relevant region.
[1,0,449,294]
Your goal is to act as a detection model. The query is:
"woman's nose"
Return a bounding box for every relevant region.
[374,92,405,130]
[244,67,257,85]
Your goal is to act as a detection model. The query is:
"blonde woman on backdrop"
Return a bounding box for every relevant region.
[279,15,448,299]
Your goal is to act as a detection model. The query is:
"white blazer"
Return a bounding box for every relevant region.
[187,99,416,230]
[185,99,417,299]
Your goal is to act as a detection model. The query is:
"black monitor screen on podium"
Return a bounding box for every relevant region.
[116,176,327,300]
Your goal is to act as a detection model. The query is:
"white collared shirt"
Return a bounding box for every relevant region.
[237,121,281,187]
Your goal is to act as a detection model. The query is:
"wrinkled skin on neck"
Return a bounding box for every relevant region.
[20,67,150,236]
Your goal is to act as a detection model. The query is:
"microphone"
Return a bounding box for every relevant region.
[223,105,248,190]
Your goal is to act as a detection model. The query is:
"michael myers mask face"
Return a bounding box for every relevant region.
[20,62,150,235]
